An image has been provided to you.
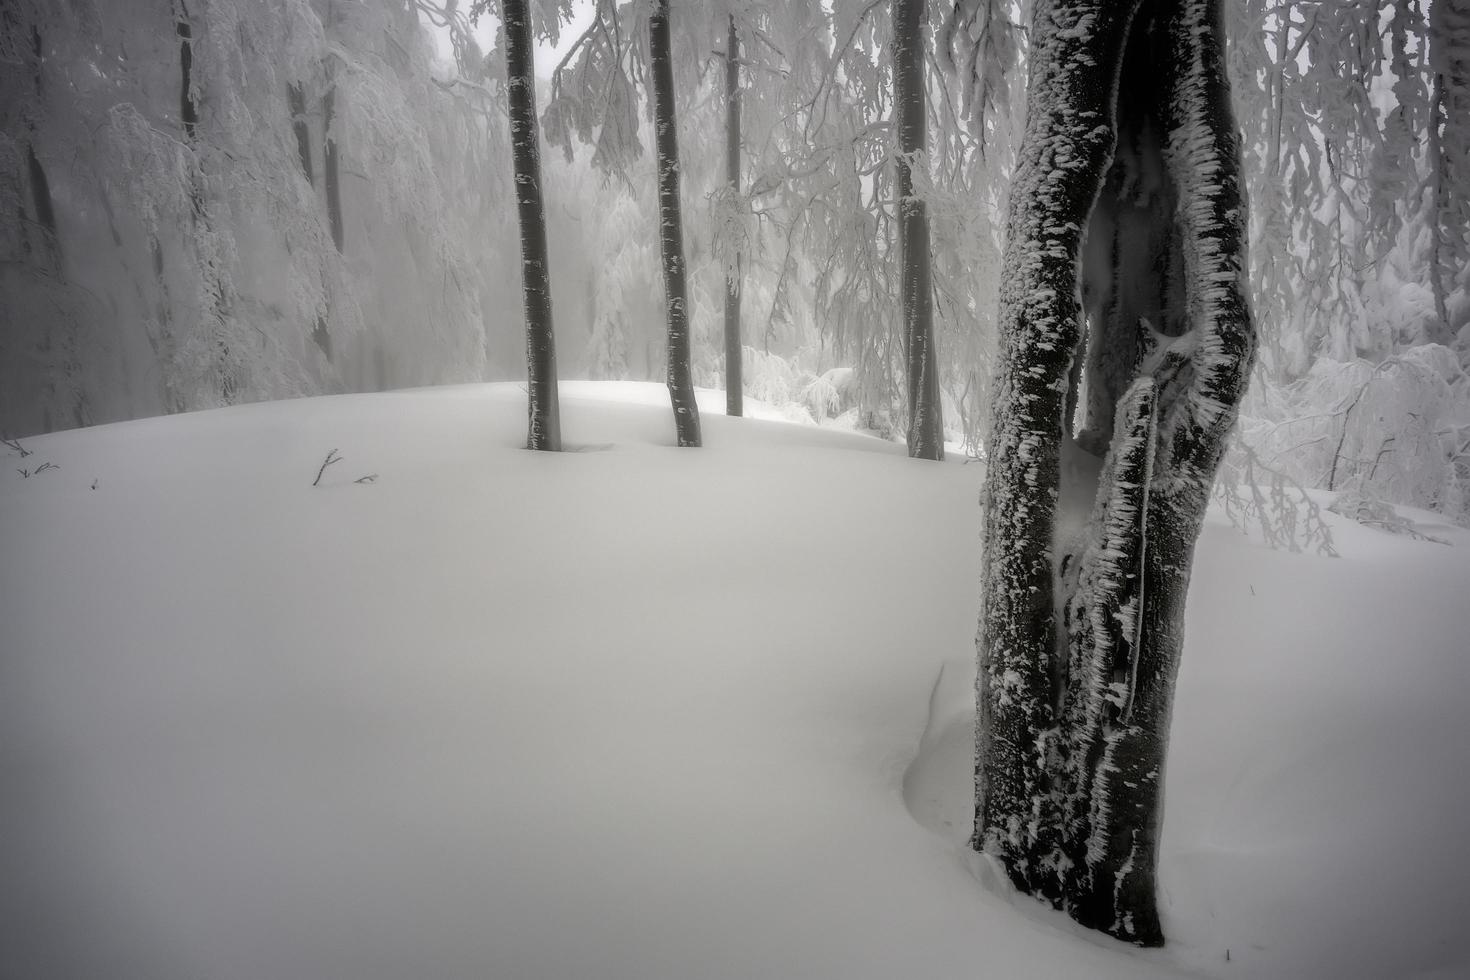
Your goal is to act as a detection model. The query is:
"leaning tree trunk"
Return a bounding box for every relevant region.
[723,13,743,419]
[503,0,562,451]
[651,0,702,447]
[974,0,1254,946]
[894,0,942,460]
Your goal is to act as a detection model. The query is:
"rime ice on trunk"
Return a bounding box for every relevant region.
[894,0,942,460]
[724,14,743,420]
[650,0,701,448]
[503,0,561,451]
[974,0,1254,946]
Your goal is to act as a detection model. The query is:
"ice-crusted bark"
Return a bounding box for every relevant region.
[504,0,562,451]
[975,0,1140,901]
[650,0,701,448]
[975,0,1254,947]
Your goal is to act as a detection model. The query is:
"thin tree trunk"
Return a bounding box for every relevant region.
[1428,0,1470,345]
[177,8,198,143]
[288,82,314,184]
[724,14,743,419]
[323,86,344,253]
[651,0,701,447]
[176,0,235,404]
[894,0,942,459]
[13,16,60,268]
[503,0,561,451]
[287,80,331,360]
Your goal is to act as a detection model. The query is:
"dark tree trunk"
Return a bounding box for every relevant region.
[724,14,743,419]
[176,9,198,143]
[13,18,60,268]
[894,0,942,459]
[323,84,344,253]
[288,82,314,185]
[1429,0,1470,345]
[503,0,562,451]
[287,80,331,360]
[650,0,701,447]
[974,0,1254,946]
[176,0,237,403]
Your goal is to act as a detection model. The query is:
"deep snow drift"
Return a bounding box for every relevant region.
[2,382,1466,980]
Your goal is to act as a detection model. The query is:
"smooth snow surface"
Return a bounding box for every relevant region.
[3,381,1467,980]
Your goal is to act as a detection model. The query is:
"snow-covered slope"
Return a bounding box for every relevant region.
[3,382,1466,980]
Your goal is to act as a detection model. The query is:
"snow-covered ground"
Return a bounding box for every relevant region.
[3,381,1467,980]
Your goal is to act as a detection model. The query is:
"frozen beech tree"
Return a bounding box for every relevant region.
[972,0,1254,945]
[894,0,942,459]
[475,0,563,450]
[649,0,701,447]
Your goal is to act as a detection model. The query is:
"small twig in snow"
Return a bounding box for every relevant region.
[3,437,33,458]
[313,449,343,487]
[354,474,378,484]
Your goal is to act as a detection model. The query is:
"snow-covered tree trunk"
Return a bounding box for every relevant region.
[651,0,701,447]
[4,5,59,269]
[175,0,237,405]
[503,0,561,451]
[322,0,345,258]
[724,13,743,419]
[894,0,942,460]
[288,83,314,184]
[974,0,1254,946]
[1429,0,1470,346]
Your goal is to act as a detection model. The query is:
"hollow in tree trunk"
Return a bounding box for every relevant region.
[974,0,1254,946]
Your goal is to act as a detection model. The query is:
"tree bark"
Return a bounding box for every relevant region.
[14,16,60,268]
[651,0,701,447]
[503,0,562,451]
[975,0,1254,946]
[175,0,236,404]
[724,14,743,419]
[323,85,344,253]
[1429,0,1470,345]
[287,80,332,360]
[894,0,942,459]
[288,82,314,185]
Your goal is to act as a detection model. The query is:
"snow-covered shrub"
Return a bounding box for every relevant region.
[1238,345,1470,526]
[801,367,854,423]
[1327,489,1450,544]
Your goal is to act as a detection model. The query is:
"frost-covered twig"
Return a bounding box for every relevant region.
[1214,440,1336,555]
